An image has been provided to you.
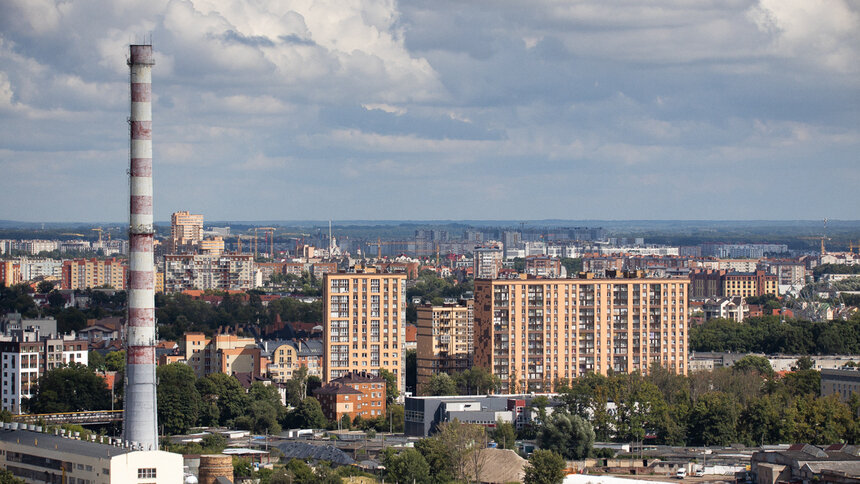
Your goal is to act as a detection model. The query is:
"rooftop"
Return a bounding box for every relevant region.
[0,429,132,459]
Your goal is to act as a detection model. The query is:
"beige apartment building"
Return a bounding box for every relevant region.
[323,270,407,392]
[181,332,261,378]
[170,210,204,252]
[416,300,474,390]
[474,273,689,393]
[61,258,126,290]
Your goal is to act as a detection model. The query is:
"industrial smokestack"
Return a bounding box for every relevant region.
[124,43,158,450]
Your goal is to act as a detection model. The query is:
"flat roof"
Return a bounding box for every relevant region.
[0,429,132,459]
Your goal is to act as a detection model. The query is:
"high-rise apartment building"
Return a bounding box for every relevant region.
[416,300,474,390]
[61,258,127,290]
[474,246,503,279]
[0,261,21,287]
[163,254,256,292]
[474,274,689,393]
[170,211,204,252]
[323,270,407,392]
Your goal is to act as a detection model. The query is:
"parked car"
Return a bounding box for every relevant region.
[676,468,687,479]
[694,468,705,477]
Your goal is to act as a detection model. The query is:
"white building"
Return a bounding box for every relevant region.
[0,332,88,414]
[0,426,183,483]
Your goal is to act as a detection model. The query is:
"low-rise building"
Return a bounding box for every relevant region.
[313,371,387,422]
[701,296,748,322]
[404,394,546,437]
[0,426,183,483]
[821,368,860,402]
[752,444,860,484]
[181,332,261,378]
[266,339,323,382]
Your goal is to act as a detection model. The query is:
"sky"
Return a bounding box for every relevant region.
[0,0,858,223]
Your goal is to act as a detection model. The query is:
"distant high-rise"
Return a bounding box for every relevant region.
[170,210,204,252]
[125,43,158,450]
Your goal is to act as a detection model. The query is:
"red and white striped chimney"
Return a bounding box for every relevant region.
[124,44,158,450]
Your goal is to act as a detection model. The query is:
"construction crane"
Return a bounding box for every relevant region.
[91,227,104,244]
[60,233,85,237]
[799,218,830,255]
[235,234,255,254]
[256,227,277,258]
[375,237,403,259]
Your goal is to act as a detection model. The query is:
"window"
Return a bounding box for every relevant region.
[138,468,156,479]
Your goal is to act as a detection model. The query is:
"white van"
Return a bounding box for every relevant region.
[676,468,687,479]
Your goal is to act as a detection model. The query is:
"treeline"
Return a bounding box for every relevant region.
[155,292,322,340]
[689,313,860,354]
[0,284,124,333]
[542,360,858,448]
[814,264,860,276]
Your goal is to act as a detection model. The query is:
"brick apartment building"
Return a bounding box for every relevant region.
[313,371,387,422]
[416,300,474,390]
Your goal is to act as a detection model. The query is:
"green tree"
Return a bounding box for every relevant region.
[493,420,516,450]
[286,459,316,484]
[387,404,405,433]
[87,350,105,371]
[0,468,26,483]
[455,367,499,395]
[425,373,458,396]
[105,350,126,372]
[384,448,431,484]
[36,280,54,294]
[27,364,111,413]
[537,411,594,460]
[414,437,454,484]
[524,450,566,484]
[687,392,740,446]
[733,355,774,377]
[157,363,201,435]
[199,373,250,425]
[379,368,399,404]
[436,420,486,482]
[287,397,328,429]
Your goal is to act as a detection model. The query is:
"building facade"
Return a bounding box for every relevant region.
[323,270,406,392]
[181,332,261,378]
[313,371,387,422]
[474,246,504,279]
[474,274,689,393]
[0,428,183,484]
[416,300,474,391]
[524,255,563,278]
[61,258,127,290]
[169,210,204,253]
[722,270,778,298]
[0,335,88,413]
[267,339,324,382]
[0,261,22,287]
[163,254,255,292]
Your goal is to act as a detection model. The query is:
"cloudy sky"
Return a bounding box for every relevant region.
[0,0,858,222]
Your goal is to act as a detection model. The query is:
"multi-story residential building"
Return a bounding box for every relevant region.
[0,261,21,287]
[722,270,778,298]
[474,273,689,393]
[689,269,725,298]
[61,258,127,290]
[163,254,255,292]
[762,260,808,287]
[170,210,204,252]
[323,270,407,392]
[313,371,387,422]
[524,255,563,278]
[181,332,261,378]
[18,240,59,255]
[19,258,63,282]
[267,339,324,382]
[474,246,503,279]
[199,236,225,256]
[0,332,87,413]
[416,300,474,390]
